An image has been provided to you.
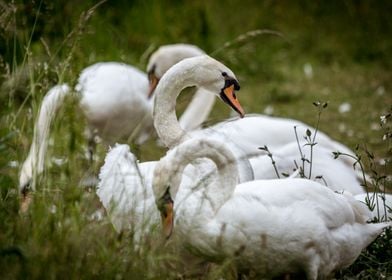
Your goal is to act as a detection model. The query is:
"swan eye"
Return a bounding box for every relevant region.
[157,186,173,212]
[148,64,157,80]
[222,72,228,77]
[223,78,240,91]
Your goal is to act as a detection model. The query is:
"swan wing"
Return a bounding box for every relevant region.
[97,144,157,232]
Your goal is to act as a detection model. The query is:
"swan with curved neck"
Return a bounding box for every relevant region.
[150,54,368,187]
[152,138,392,279]
[148,47,358,163]
[19,85,70,199]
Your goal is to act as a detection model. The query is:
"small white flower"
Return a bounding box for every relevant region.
[370,123,379,130]
[52,157,67,166]
[263,105,274,115]
[380,115,387,124]
[89,209,104,221]
[338,123,346,133]
[8,160,19,168]
[377,158,386,165]
[338,102,351,114]
[303,63,313,79]
[49,204,57,214]
[376,86,385,96]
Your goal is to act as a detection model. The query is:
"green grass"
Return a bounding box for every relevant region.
[1,0,391,279]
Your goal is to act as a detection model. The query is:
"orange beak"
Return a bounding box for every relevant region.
[222,85,245,118]
[160,201,174,239]
[148,74,159,99]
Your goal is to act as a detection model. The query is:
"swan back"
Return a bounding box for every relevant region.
[77,62,152,142]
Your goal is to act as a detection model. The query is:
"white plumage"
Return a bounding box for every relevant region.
[152,138,391,279]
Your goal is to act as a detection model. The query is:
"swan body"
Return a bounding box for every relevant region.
[152,138,391,279]
[77,62,152,143]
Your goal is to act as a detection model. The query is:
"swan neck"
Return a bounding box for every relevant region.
[156,139,239,211]
[153,66,196,148]
[19,85,70,191]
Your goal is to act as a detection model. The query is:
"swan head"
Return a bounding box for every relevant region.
[183,55,244,117]
[219,71,243,117]
[152,150,184,239]
[156,186,174,238]
[146,44,205,98]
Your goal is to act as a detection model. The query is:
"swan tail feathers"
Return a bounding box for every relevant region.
[97,144,143,232]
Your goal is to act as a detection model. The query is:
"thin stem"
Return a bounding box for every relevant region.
[294,126,306,178]
[259,146,280,179]
[309,108,323,179]
[210,29,288,56]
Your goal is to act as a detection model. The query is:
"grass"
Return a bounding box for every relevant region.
[1,0,391,279]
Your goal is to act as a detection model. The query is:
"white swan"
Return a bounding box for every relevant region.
[77,62,152,145]
[18,44,208,205]
[152,54,361,184]
[152,137,391,279]
[19,84,71,205]
[151,51,358,164]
